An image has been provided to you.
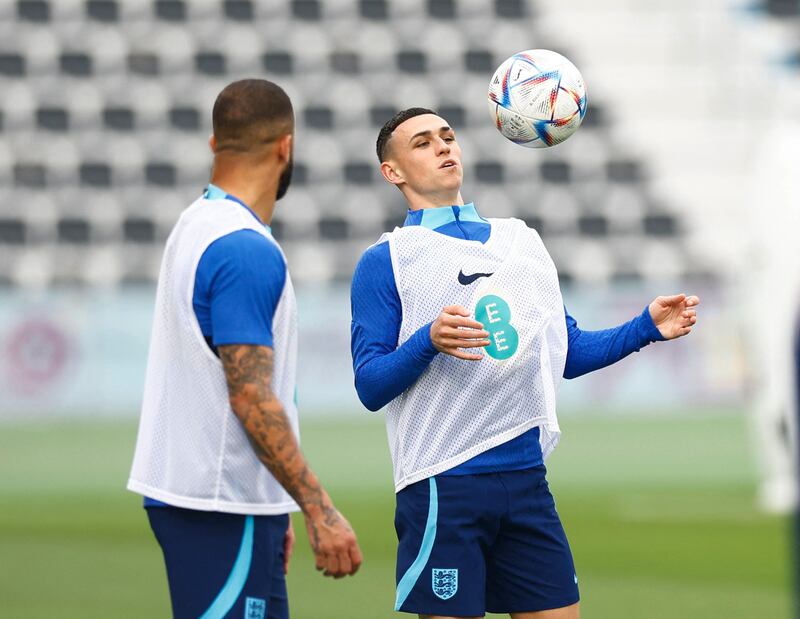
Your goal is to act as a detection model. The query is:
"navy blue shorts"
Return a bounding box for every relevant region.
[394,466,579,615]
[147,506,290,619]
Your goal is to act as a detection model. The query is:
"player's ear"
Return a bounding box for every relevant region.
[380,161,405,186]
[208,134,217,153]
[276,134,292,164]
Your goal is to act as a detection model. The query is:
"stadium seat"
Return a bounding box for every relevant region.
[86,0,119,22]
[0,218,26,244]
[80,162,112,187]
[437,103,466,128]
[262,51,294,75]
[14,163,47,188]
[36,107,68,131]
[541,161,571,184]
[464,49,493,73]
[195,51,226,75]
[330,51,360,75]
[475,161,505,184]
[292,162,309,186]
[578,214,610,237]
[643,213,679,237]
[17,0,50,22]
[360,0,389,20]
[169,106,201,131]
[60,52,92,76]
[57,217,91,244]
[344,161,375,185]
[0,53,26,77]
[145,162,177,187]
[304,106,335,130]
[128,52,160,76]
[123,217,157,243]
[606,159,643,183]
[369,104,397,128]
[495,0,527,19]
[224,0,254,21]
[397,50,427,74]
[319,215,350,240]
[292,0,321,20]
[428,0,457,19]
[155,0,186,22]
[765,0,800,16]
[103,106,135,131]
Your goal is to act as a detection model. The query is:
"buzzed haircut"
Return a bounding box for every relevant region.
[212,79,294,153]
[376,107,437,163]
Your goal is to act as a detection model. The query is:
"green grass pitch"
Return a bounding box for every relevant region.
[0,412,791,618]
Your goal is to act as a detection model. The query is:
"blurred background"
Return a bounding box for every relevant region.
[0,0,798,617]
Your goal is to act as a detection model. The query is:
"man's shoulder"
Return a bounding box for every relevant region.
[352,238,395,292]
[356,237,391,268]
[199,229,286,286]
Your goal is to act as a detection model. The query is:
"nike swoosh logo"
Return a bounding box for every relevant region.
[458,270,494,285]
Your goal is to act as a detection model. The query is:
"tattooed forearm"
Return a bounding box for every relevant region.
[219,344,336,522]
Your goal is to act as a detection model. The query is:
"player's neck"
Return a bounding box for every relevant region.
[405,190,464,212]
[209,169,278,226]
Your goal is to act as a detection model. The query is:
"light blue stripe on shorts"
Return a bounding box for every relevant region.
[395,477,438,611]
[199,515,255,619]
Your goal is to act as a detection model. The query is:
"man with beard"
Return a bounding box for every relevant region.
[129,79,361,619]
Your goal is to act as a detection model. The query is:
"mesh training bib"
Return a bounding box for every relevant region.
[128,196,299,515]
[383,218,567,492]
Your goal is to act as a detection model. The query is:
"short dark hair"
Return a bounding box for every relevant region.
[212,79,294,153]
[376,107,437,162]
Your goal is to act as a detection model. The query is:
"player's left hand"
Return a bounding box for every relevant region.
[283,519,296,574]
[648,293,699,340]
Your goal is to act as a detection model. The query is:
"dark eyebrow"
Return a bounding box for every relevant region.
[408,126,452,143]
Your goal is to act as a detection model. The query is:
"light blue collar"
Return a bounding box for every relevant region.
[404,203,485,229]
[204,184,271,234]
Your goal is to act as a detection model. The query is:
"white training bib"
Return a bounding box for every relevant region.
[382,218,567,492]
[128,195,300,515]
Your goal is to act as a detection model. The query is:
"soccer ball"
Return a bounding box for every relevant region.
[488,49,587,148]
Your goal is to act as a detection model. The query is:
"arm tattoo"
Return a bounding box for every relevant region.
[219,344,340,546]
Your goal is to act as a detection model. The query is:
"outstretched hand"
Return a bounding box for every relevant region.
[648,294,699,340]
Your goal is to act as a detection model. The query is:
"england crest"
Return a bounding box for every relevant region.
[431,568,458,600]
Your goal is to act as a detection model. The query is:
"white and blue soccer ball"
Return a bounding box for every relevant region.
[488,49,587,148]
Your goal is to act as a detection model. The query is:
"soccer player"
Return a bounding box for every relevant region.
[350,108,699,619]
[128,79,362,619]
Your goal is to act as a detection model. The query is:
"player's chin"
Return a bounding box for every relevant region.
[436,170,463,188]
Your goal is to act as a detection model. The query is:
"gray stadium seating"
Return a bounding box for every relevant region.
[0,0,699,287]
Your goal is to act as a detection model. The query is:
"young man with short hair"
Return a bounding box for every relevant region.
[350,108,698,619]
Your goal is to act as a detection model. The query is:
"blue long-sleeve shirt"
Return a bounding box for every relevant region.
[350,203,664,476]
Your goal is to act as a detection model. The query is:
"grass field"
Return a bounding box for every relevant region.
[0,412,792,619]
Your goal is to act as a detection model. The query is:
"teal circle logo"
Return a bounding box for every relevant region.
[475,294,519,360]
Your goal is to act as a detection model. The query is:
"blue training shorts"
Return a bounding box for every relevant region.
[147,506,290,619]
[394,465,579,616]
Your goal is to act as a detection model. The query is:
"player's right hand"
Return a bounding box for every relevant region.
[430,305,490,361]
[304,505,363,579]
